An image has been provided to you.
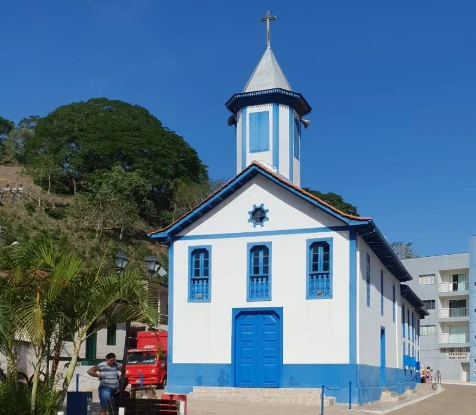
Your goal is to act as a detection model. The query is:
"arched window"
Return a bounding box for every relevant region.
[189,246,211,302]
[307,239,332,299]
[247,243,271,301]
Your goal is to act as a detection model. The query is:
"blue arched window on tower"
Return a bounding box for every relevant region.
[306,238,333,299]
[247,243,271,301]
[189,246,211,302]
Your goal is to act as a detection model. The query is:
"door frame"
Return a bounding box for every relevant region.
[231,307,283,388]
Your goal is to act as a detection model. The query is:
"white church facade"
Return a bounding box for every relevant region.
[150,14,427,404]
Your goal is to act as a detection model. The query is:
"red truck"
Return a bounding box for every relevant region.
[124,331,168,388]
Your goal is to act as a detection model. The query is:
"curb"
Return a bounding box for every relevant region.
[356,387,445,414]
[442,381,476,387]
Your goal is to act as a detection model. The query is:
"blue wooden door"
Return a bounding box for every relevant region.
[380,326,386,386]
[235,310,281,387]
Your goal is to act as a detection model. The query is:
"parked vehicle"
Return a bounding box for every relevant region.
[124,331,167,388]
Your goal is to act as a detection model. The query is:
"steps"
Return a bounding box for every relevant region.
[188,387,336,406]
[380,388,408,402]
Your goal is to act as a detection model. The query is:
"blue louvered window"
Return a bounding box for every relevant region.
[366,254,371,307]
[249,111,270,152]
[380,270,384,316]
[307,238,333,299]
[294,119,300,160]
[188,246,211,302]
[247,243,271,301]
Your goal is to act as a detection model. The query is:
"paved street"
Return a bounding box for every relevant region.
[82,383,475,414]
[389,384,476,415]
[187,384,476,415]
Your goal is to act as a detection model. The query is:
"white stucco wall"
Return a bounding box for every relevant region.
[172,175,351,365]
[179,175,343,238]
[357,238,402,368]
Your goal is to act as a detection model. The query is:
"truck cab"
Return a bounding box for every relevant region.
[124,331,167,388]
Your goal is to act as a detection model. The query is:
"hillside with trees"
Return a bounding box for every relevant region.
[0,97,360,274]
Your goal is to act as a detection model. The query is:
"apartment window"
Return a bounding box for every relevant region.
[366,254,371,307]
[422,300,435,310]
[307,238,333,299]
[419,274,435,285]
[420,325,436,336]
[248,243,272,301]
[452,274,468,292]
[106,325,117,346]
[189,246,212,302]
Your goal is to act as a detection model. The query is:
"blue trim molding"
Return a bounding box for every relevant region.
[241,107,247,171]
[246,242,272,301]
[288,108,294,182]
[176,226,349,241]
[272,103,279,169]
[247,203,270,228]
[306,237,333,299]
[188,245,212,303]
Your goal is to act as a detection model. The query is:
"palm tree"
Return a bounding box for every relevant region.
[0,240,157,412]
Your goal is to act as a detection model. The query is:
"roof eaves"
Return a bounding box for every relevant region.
[355,221,413,282]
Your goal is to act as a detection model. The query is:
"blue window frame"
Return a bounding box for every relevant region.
[249,111,270,152]
[188,246,211,302]
[306,238,333,299]
[412,312,415,342]
[392,284,396,323]
[380,269,384,316]
[247,242,272,301]
[293,119,300,160]
[407,309,410,339]
[366,253,371,307]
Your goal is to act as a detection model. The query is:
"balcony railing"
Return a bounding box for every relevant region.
[439,307,468,318]
[439,333,470,344]
[438,282,469,293]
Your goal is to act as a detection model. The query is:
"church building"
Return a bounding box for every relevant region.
[150,13,427,404]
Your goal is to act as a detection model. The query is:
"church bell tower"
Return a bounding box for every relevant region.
[225,11,312,187]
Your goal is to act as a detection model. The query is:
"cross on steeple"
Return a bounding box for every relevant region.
[260,10,276,47]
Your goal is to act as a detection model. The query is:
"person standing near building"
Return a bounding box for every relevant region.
[87,353,122,415]
[424,366,432,384]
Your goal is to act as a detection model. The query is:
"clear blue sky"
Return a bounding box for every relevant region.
[1,1,475,256]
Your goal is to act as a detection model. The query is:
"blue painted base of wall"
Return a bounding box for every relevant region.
[165,363,420,404]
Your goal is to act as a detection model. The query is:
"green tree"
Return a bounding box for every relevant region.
[170,178,226,221]
[24,98,208,223]
[1,116,39,165]
[303,188,359,216]
[73,166,155,238]
[0,116,15,162]
[390,241,419,260]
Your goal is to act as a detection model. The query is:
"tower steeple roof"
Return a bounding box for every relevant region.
[243,46,292,93]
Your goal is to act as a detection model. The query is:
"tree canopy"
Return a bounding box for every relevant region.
[390,241,419,260]
[22,98,208,223]
[303,188,359,216]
